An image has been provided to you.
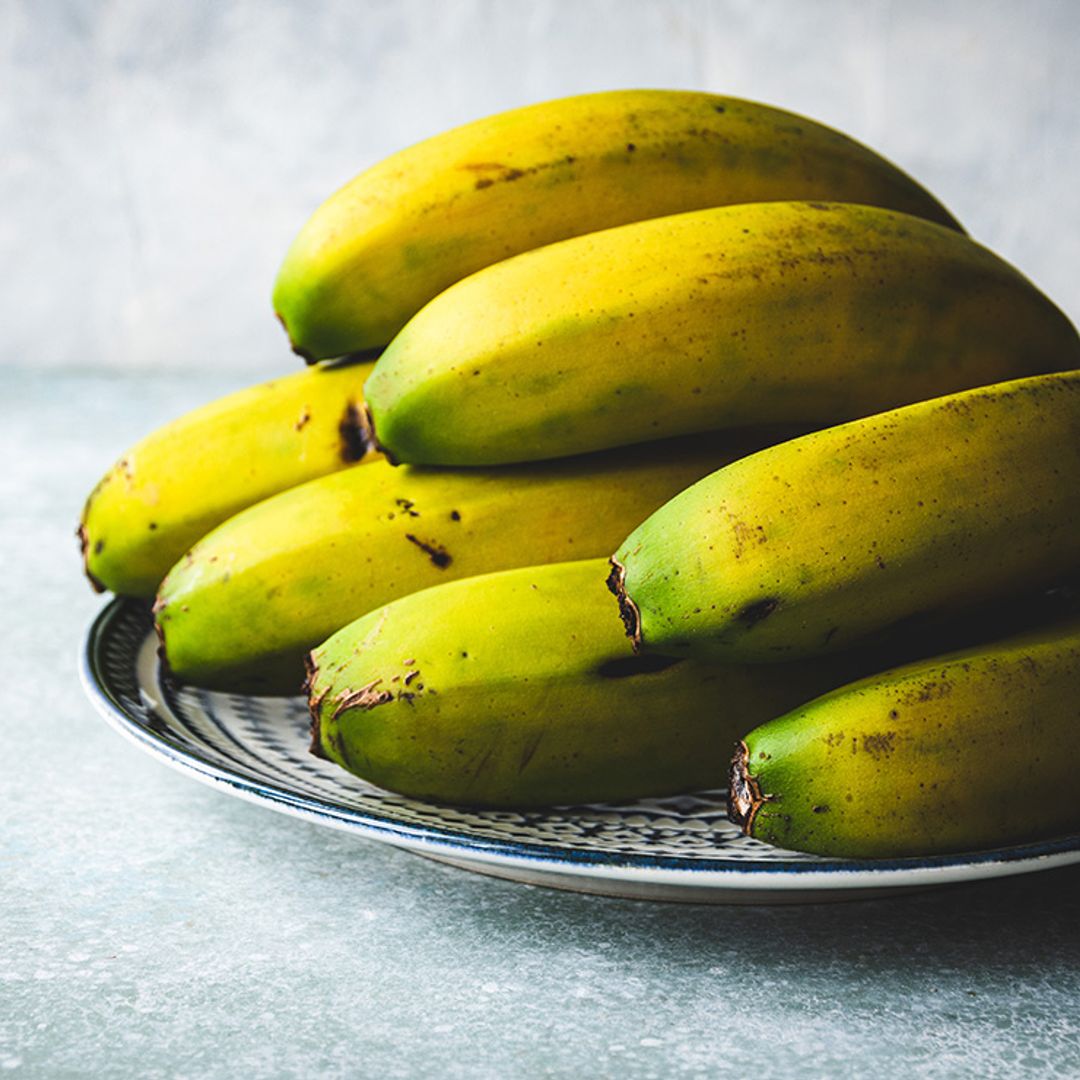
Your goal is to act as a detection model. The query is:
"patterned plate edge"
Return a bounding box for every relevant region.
[80,598,1080,892]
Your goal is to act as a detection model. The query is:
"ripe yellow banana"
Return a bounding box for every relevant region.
[364,201,1079,466]
[274,89,961,360]
[306,559,889,807]
[155,430,778,693]
[729,618,1080,857]
[611,371,1080,661]
[79,361,377,598]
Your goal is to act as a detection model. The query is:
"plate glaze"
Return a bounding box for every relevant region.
[81,599,1080,903]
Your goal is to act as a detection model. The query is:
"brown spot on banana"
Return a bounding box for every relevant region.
[404,534,451,568]
[861,732,897,758]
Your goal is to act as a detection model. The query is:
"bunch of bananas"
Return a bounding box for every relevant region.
[80,90,1080,859]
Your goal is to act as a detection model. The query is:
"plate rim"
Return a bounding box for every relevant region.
[81,597,1080,894]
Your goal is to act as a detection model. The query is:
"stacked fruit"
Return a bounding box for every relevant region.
[79,90,1080,859]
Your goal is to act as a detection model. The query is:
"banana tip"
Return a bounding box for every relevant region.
[362,402,400,466]
[304,653,329,759]
[151,615,177,684]
[338,400,374,463]
[76,522,106,594]
[727,740,764,833]
[606,558,641,651]
[275,310,318,365]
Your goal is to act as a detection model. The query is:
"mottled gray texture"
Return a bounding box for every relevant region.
[5,3,1080,1073]
[2,369,1080,1076]
[2,0,1078,374]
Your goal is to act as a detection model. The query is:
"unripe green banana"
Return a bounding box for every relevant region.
[611,371,1080,661]
[307,559,888,808]
[274,90,961,361]
[729,619,1080,857]
[79,361,377,598]
[155,430,779,694]
[364,202,1079,466]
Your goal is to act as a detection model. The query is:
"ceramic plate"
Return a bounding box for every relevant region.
[81,599,1080,903]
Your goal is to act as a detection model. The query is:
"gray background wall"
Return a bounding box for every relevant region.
[4,0,1078,376]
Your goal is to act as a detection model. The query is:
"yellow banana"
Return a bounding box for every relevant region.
[307,559,888,807]
[729,618,1080,857]
[79,361,377,597]
[364,201,1079,466]
[611,371,1080,661]
[274,89,961,360]
[155,430,778,693]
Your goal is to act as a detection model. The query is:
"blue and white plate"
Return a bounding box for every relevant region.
[81,599,1080,903]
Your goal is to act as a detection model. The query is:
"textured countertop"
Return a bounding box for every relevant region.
[4,369,1079,1078]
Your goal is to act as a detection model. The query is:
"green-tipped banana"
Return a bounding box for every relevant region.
[79,361,378,597]
[307,559,888,807]
[155,430,780,694]
[274,90,961,361]
[729,619,1080,857]
[364,202,1079,465]
[611,371,1080,661]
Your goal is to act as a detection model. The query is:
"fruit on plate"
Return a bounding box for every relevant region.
[306,558,895,807]
[79,361,377,597]
[728,618,1080,857]
[363,201,1079,465]
[610,370,1080,660]
[274,89,961,360]
[154,430,781,693]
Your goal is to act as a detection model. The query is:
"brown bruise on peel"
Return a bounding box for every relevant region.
[339,401,373,463]
[727,740,767,833]
[76,522,106,593]
[331,679,394,721]
[463,156,577,191]
[737,597,781,628]
[606,558,641,651]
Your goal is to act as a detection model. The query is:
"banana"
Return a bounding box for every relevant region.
[274,89,961,361]
[611,371,1080,661]
[306,559,888,808]
[728,619,1080,858]
[79,361,377,598]
[155,430,780,694]
[363,201,1080,466]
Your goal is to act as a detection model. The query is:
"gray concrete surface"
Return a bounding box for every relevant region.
[4,3,1080,1075]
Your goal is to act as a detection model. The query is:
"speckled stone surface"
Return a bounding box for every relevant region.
[2,370,1079,1077]
[5,0,1080,1070]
